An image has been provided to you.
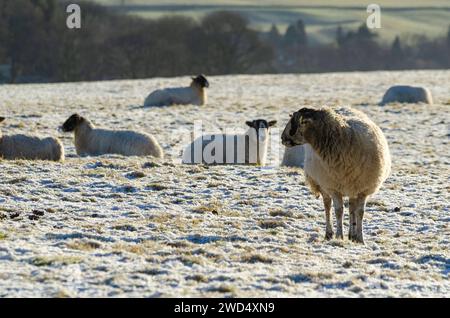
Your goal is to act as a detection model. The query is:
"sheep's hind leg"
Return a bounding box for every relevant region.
[353,195,367,244]
[332,194,344,239]
[322,193,333,240]
[348,198,357,241]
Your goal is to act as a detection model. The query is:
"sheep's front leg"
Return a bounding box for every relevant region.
[354,196,367,244]
[332,194,344,239]
[322,193,333,240]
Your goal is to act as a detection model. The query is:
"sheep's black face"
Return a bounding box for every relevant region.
[193,75,209,88]
[0,116,5,123]
[281,108,316,147]
[246,119,277,143]
[62,114,83,132]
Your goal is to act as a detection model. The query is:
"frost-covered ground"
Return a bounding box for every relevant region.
[0,70,449,297]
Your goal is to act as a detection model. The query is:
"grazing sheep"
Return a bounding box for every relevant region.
[182,119,277,165]
[281,145,305,168]
[0,117,64,161]
[381,85,433,105]
[61,114,164,158]
[144,75,210,107]
[281,107,391,243]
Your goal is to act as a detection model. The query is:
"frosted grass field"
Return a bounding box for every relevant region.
[0,70,449,297]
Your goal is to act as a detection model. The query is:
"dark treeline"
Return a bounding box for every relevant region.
[0,0,449,83]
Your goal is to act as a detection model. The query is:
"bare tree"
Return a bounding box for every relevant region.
[196,11,273,74]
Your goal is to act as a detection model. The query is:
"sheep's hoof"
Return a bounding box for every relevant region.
[336,232,344,240]
[325,231,333,240]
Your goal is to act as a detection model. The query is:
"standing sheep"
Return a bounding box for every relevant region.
[0,117,64,161]
[380,85,433,105]
[182,119,277,165]
[61,114,164,158]
[281,107,391,243]
[144,75,210,107]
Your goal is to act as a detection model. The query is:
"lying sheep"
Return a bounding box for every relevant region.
[381,85,433,105]
[0,117,64,161]
[281,107,391,243]
[281,145,305,168]
[144,75,210,107]
[61,114,164,158]
[182,119,277,165]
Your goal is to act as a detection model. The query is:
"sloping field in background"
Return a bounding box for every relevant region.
[90,0,450,7]
[86,0,450,44]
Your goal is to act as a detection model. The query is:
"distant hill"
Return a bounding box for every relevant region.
[83,0,450,44]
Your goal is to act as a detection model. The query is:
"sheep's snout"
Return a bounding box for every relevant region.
[60,125,71,133]
[61,121,76,132]
[258,128,268,143]
[281,134,295,147]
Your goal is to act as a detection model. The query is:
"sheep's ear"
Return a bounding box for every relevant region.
[72,114,82,122]
[268,120,277,127]
[300,116,313,125]
[0,117,5,123]
[246,121,254,127]
[298,108,318,121]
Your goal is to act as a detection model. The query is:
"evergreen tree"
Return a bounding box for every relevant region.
[284,19,307,46]
[447,25,450,47]
[356,24,376,40]
[269,24,280,39]
[389,35,405,69]
[391,36,403,56]
[336,25,344,47]
[296,20,307,46]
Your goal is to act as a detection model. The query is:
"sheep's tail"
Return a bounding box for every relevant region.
[144,136,164,159]
[52,138,65,161]
[44,137,64,161]
[153,144,164,159]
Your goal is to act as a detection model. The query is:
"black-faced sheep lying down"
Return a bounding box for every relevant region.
[381,85,433,105]
[281,145,305,168]
[144,75,209,107]
[182,119,277,166]
[61,114,164,158]
[282,107,391,244]
[0,117,64,161]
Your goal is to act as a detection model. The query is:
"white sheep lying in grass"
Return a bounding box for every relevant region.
[182,119,277,165]
[281,145,305,168]
[144,75,209,107]
[381,85,433,105]
[61,114,164,158]
[281,107,391,243]
[0,117,64,161]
